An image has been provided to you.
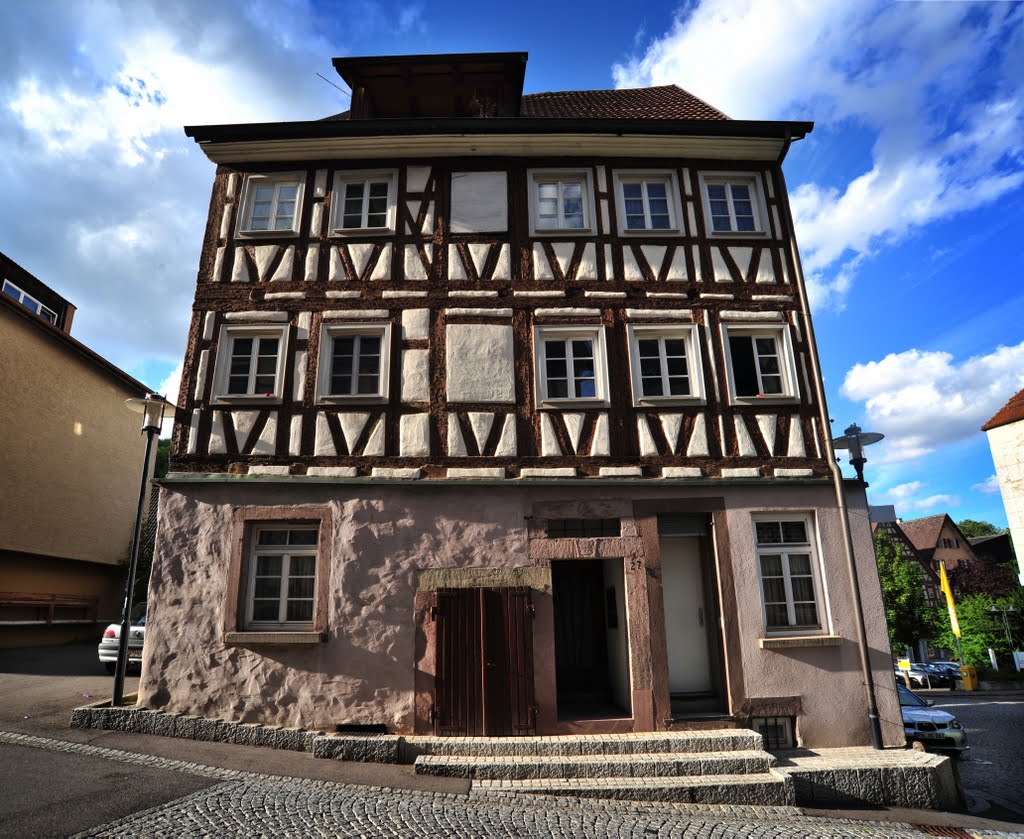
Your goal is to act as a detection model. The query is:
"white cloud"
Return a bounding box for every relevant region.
[840,342,1024,462]
[885,482,924,501]
[973,474,1001,495]
[902,494,960,513]
[879,482,959,514]
[614,0,1024,308]
[158,361,183,408]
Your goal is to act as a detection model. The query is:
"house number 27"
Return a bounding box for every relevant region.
[628,559,645,571]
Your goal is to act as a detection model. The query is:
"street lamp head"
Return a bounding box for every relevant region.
[125,393,175,434]
[831,423,885,484]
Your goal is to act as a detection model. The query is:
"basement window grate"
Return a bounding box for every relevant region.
[752,716,795,750]
[546,518,621,538]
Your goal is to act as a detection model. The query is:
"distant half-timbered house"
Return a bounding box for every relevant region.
[139,53,902,749]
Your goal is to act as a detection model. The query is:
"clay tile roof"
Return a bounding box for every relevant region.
[982,386,1024,432]
[897,514,948,552]
[519,84,729,120]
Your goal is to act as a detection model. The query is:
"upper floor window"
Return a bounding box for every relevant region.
[754,516,823,634]
[627,325,704,405]
[534,326,607,405]
[246,526,319,629]
[723,324,797,402]
[699,173,767,235]
[316,323,391,403]
[332,170,397,234]
[939,537,959,549]
[614,172,682,234]
[528,169,595,235]
[2,280,57,324]
[212,324,288,403]
[237,174,304,236]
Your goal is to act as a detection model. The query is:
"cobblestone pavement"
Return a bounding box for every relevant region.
[930,695,1024,815]
[2,731,1016,838]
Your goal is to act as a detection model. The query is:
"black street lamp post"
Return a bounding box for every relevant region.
[112,393,173,707]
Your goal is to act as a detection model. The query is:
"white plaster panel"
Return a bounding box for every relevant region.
[447,468,506,479]
[720,310,783,322]
[402,309,430,340]
[450,171,508,233]
[194,350,210,401]
[687,204,697,238]
[405,200,421,235]
[311,203,323,238]
[755,252,776,284]
[585,291,625,298]
[447,308,512,318]
[399,414,431,456]
[646,292,687,299]
[370,244,391,281]
[296,312,312,341]
[752,294,792,302]
[232,411,259,449]
[404,245,429,281]
[731,247,753,281]
[406,166,431,193]
[314,414,335,456]
[254,245,279,282]
[533,243,553,280]
[666,248,688,281]
[339,413,369,452]
[187,413,199,455]
[541,414,560,456]
[520,467,576,478]
[687,413,709,457]
[314,169,327,198]
[226,173,239,199]
[248,465,289,475]
[625,309,691,320]
[306,466,357,477]
[757,414,777,453]
[363,416,385,456]
[772,205,782,239]
[224,311,288,322]
[735,416,756,456]
[788,417,806,458]
[447,415,467,456]
[562,413,584,453]
[448,244,467,280]
[270,246,293,282]
[202,311,216,341]
[293,350,307,402]
[623,248,644,281]
[468,243,491,277]
[492,243,510,280]
[514,290,564,298]
[349,243,374,279]
[591,413,610,457]
[495,414,516,456]
[263,292,303,301]
[641,245,667,279]
[421,202,435,236]
[371,467,420,479]
[775,468,815,477]
[401,349,430,402]
[213,246,224,283]
[663,466,703,478]
[578,244,598,280]
[322,309,389,319]
[700,293,734,301]
[552,243,574,277]
[450,290,498,298]
[231,247,250,283]
[720,467,760,478]
[692,245,701,280]
[220,205,231,240]
[638,417,658,457]
[535,307,599,318]
[597,166,607,192]
[599,467,642,477]
[711,248,731,282]
[251,415,277,455]
[604,244,613,280]
[329,247,344,282]
[468,412,495,451]
[661,414,683,455]
[289,415,303,456]
[209,412,227,454]
[780,253,792,285]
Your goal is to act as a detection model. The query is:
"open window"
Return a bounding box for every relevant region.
[722,324,798,403]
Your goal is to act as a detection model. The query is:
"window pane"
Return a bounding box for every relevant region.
[357,374,379,394]
[230,357,251,376]
[251,601,279,622]
[345,182,365,200]
[254,375,276,393]
[538,183,557,199]
[666,357,687,377]
[788,553,812,575]
[358,354,380,375]
[736,216,756,232]
[781,521,808,543]
[255,356,277,376]
[564,211,585,229]
[563,182,582,199]
[646,182,667,198]
[571,339,593,357]
[575,377,596,398]
[760,554,783,575]
[668,377,690,396]
[573,357,595,380]
[761,577,786,603]
[756,522,782,545]
[760,375,783,394]
[253,186,275,201]
[729,336,759,396]
[545,340,566,359]
[289,554,316,575]
[638,339,660,358]
[256,554,283,576]
[794,602,819,626]
[790,576,815,602]
[331,374,353,394]
[286,600,313,622]
[623,183,642,199]
[642,376,664,396]
[342,213,362,229]
[765,604,789,628]
[258,530,289,546]
[227,376,249,394]
[278,185,297,199]
[289,531,318,546]
[369,181,389,197]
[707,184,726,199]
[640,357,662,377]
[288,578,315,599]
[2,283,20,300]
[547,379,568,399]
[650,214,671,230]
[254,579,281,599]
[546,358,567,379]
[730,184,750,200]
[712,215,732,232]
[625,215,646,230]
[664,339,686,357]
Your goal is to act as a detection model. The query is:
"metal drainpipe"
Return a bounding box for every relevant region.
[776,168,885,750]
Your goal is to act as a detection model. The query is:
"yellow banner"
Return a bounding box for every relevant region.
[939,563,961,638]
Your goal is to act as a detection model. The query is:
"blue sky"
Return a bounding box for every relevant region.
[1,0,1021,526]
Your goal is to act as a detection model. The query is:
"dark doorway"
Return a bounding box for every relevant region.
[433,586,536,736]
[552,560,631,720]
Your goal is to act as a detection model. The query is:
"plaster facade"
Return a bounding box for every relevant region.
[138,478,902,748]
[985,420,1024,583]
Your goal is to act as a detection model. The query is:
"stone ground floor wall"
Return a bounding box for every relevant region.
[138,477,902,748]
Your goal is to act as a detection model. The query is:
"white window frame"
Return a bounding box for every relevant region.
[613,170,683,235]
[534,325,608,406]
[527,169,596,236]
[721,324,799,404]
[626,324,704,406]
[753,514,827,637]
[236,173,305,237]
[244,525,319,630]
[2,279,58,323]
[212,324,289,404]
[315,322,392,404]
[699,172,769,237]
[330,169,398,235]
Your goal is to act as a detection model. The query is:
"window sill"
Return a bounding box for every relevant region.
[634,397,706,407]
[707,230,769,238]
[728,395,799,406]
[530,229,596,238]
[759,635,841,650]
[617,228,684,237]
[329,228,395,237]
[236,229,300,238]
[225,631,325,645]
[539,398,609,409]
[211,395,284,406]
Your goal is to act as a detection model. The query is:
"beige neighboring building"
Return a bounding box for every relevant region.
[0,251,152,646]
[983,388,1024,584]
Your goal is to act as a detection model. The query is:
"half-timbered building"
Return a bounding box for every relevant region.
[139,52,902,749]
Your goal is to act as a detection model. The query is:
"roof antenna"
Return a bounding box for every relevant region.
[316,72,351,99]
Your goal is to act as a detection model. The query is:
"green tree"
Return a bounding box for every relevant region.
[874,532,936,651]
[956,519,1006,538]
[930,593,1012,667]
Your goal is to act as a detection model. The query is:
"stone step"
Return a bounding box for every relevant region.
[415,749,773,780]
[401,729,763,760]
[472,772,794,805]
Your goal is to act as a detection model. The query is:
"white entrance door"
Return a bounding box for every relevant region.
[661,537,713,694]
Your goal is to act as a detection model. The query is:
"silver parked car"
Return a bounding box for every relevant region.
[98,611,146,674]
[898,683,967,755]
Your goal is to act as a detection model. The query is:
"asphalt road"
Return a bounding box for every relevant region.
[929,693,1024,818]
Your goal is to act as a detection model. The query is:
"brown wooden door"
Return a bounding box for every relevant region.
[434,586,536,736]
